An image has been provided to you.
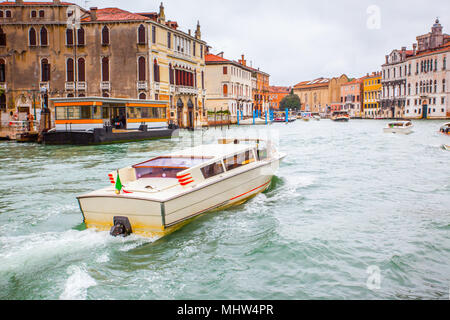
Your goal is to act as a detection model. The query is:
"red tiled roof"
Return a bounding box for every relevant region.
[270,86,291,93]
[205,53,230,63]
[0,1,74,5]
[82,8,149,22]
[414,41,450,58]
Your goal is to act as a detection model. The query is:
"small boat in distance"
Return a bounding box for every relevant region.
[383,121,414,135]
[331,111,350,122]
[77,138,286,238]
[439,122,450,135]
[239,118,271,125]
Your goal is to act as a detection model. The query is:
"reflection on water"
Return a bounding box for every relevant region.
[0,120,449,300]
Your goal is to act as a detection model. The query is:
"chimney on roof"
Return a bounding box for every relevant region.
[239,54,247,66]
[413,43,417,56]
[16,0,23,4]
[195,20,201,40]
[401,46,406,60]
[53,0,61,4]
[90,7,97,21]
[158,2,166,23]
[188,29,191,36]
[217,52,224,57]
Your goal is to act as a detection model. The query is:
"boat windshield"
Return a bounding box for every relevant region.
[133,156,213,179]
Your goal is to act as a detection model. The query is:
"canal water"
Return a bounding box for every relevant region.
[0,120,449,300]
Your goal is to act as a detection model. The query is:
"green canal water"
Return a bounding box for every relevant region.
[0,120,449,300]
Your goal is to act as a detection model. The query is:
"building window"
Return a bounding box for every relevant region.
[101,57,109,82]
[167,31,171,49]
[138,25,146,44]
[29,27,37,46]
[0,27,5,46]
[77,27,85,46]
[5,10,11,18]
[138,56,146,82]
[153,59,160,82]
[169,63,174,85]
[201,71,204,89]
[78,58,85,82]
[66,58,74,82]
[31,10,37,18]
[193,42,196,56]
[102,26,109,45]
[223,66,227,75]
[39,10,45,18]
[0,59,5,83]
[200,45,203,59]
[0,11,3,18]
[442,97,445,105]
[66,28,73,46]
[443,79,446,92]
[139,93,146,100]
[41,58,50,82]
[152,26,156,44]
[40,27,48,46]
[223,84,228,97]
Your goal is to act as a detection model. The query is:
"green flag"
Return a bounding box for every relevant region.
[115,171,122,194]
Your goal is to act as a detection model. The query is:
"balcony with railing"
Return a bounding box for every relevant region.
[137,81,148,90]
[77,82,87,91]
[100,81,110,91]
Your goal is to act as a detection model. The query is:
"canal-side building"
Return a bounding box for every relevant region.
[268,86,291,110]
[204,52,253,119]
[0,1,208,128]
[340,77,365,118]
[293,74,349,116]
[362,72,382,119]
[380,47,413,118]
[248,64,270,113]
[404,19,449,119]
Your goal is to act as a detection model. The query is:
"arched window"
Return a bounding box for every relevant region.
[66,58,74,82]
[66,28,73,46]
[0,27,5,46]
[138,56,146,81]
[41,58,50,82]
[0,91,5,111]
[139,93,146,100]
[102,26,109,45]
[138,25,146,44]
[0,59,5,83]
[223,84,228,97]
[40,27,48,46]
[29,27,37,46]
[77,27,85,46]
[101,57,109,82]
[78,58,85,82]
[153,59,160,82]
[67,93,74,97]
[169,63,174,85]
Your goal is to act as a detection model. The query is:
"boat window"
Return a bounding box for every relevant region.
[136,167,183,179]
[224,150,255,171]
[55,107,66,120]
[201,161,225,179]
[134,157,212,169]
[80,106,91,119]
[67,106,81,119]
[93,106,102,119]
[127,106,166,119]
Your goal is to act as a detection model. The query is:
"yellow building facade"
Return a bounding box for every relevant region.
[363,72,382,118]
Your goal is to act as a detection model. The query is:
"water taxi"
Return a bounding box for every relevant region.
[439,122,450,135]
[239,117,270,125]
[43,97,178,145]
[383,121,414,135]
[77,138,286,238]
[331,111,350,122]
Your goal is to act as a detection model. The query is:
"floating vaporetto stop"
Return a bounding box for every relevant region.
[77,138,286,238]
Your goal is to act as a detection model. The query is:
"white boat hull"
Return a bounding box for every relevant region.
[383,127,414,135]
[78,155,284,237]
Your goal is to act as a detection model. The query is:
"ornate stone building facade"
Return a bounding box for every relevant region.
[0,1,207,128]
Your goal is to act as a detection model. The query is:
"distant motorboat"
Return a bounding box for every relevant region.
[313,115,321,121]
[439,122,450,135]
[331,111,350,122]
[442,145,450,151]
[239,117,271,125]
[383,121,414,135]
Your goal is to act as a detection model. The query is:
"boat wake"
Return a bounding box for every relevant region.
[59,264,97,300]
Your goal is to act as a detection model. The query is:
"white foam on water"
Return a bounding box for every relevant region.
[59,264,97,300]
[0,229,110,274]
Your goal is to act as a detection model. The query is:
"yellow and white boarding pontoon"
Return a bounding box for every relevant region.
[77,139,286,238]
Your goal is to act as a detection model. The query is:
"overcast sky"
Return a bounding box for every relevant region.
[73,0,449,86]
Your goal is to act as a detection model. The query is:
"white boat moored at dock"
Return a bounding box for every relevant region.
[77,138,286,238]
[383,121,414,135]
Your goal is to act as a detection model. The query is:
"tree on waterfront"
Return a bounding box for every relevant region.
[280,92,301,110]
